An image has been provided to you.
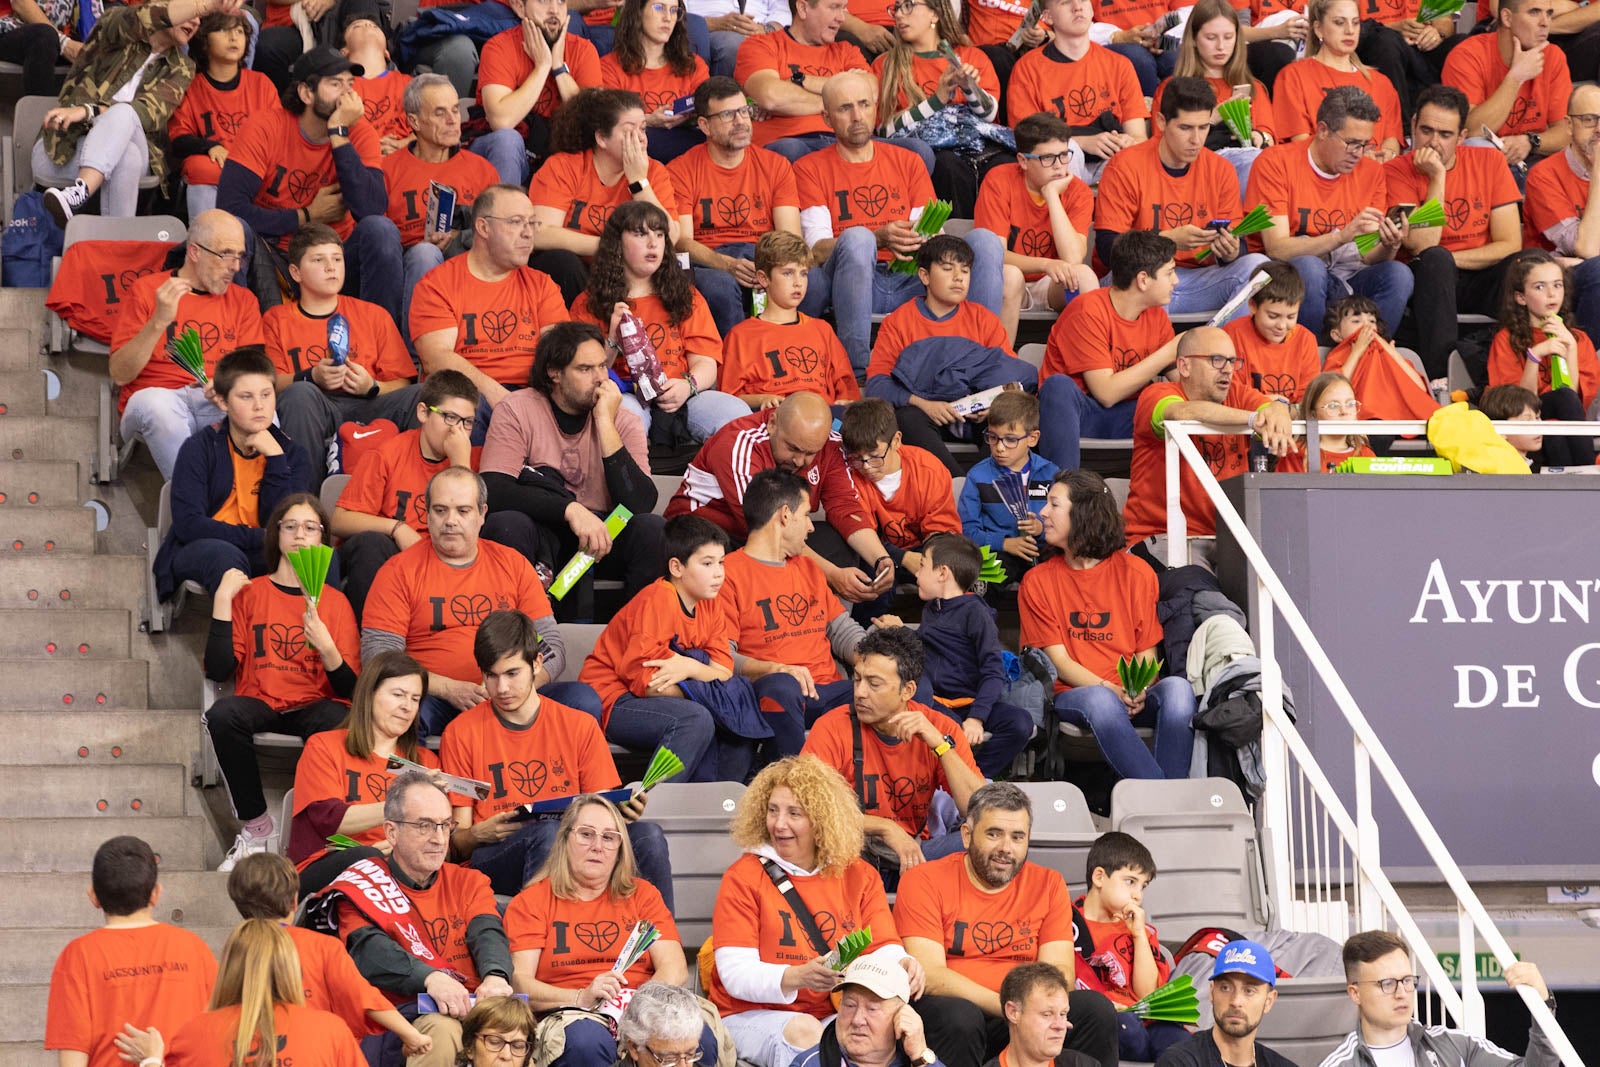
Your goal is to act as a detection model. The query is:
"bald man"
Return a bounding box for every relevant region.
[1122,327,1291,572]
[793,72,1018,376]
[667,391,897,602]
[1525,84,1600,338]
[108,209,267,480]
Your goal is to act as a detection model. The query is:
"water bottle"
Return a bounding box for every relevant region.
[327,312,350,366]
[617,311,667,402]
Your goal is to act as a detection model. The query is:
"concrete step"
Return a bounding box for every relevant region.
[0,764,188,819]
[0,415,95,466]
[3,816,209,873]
[1,507,95,556]
[0,710,198,767]
[0,925,232,986]
[0,870,235,930]
[0,660,148,709]
[0,989,49,1048]
[0,461,84,508]
[0,609,132,659]
[0,371,47,416]
[0,555,147,610]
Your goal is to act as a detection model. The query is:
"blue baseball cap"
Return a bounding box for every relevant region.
[1211,940,1276,987]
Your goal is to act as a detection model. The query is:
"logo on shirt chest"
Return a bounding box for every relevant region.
[364,95,392,124]
[1294,207,1348,237]
[1258,371,1299,397]
[860,772,927,814]
[102,267,154,305]
[1008,225,1055,258]
[200,108,247,139]
[776,906,844,946]
[641,89,678,113]
[253,622,313,662]
[1067,611,1116,642]
[285,344,329,372]
[344,769,395,802]
[1197,433,1243,472]
[1444,196,1480,231]
[565,200,615,234]
[1053,85,1111,122]
[1111,345,1143,372]
[428,593,512,630]
[949,918,1034,956]
[264,165,327,203]
[1506,94,1540,130]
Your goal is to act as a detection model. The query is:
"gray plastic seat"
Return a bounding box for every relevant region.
[642,781,746,947]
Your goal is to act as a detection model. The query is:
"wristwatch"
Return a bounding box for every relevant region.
[913,1050,937,1066]
[1527,132,1542,153]
[790,65,807,86]
[552,63,570,78]
[932,734,955,758]
[629,178,650,194]
[328,125,351,138]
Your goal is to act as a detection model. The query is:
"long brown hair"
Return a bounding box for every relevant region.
[1173,0,1251,88]
[877,0,970,121]
[530,794,641,900]
[261,492,329,574]
[612,0,698,76]
[209,919,305,1067]
[341,651,428,761]
[584,201,695,327]
[1500,248,1574,362]
[1307,0,1374,79]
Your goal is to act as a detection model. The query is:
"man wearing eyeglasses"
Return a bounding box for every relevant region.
[109,208,265,482]
[1121,326,1291,572]
[1246,85,1413,343]
[1524,84,1600,340]
[1326,930,1558,1067]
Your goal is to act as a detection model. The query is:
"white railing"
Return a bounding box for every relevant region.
[1160,418,1585,1065]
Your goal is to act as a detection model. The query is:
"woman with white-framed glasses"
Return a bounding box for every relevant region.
[1274,371,1375,471]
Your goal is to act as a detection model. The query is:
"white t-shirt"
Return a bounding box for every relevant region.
[112,54,159,104]
[1368,1038,1417,1067]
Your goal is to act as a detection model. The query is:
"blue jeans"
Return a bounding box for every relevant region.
[1169,254,1273,319]
[469,814,674,904]
[1290,255,1414,344]
[1036,373,1139,470]
[1054,674,1197,780]
[801,225,1007,374]
[544,1015,720,1067]
[471,127,530,187]
[1117,1015,1191,1061]
[240,215,403,331]
[608,693,718,782]
[765,134,936,174]
[693,240,757,339]
[121,383,227,481]
[708,27,745,76]
[417,680,602,739]
[958,699,1034,778]
[1107,41,1177,97]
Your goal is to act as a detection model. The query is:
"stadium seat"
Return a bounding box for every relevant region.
[1447,351,1473,395]
[279,788,296,856]
[1012,780,1099,894]
[145,481,207,633]
[641,781,745,946]
[1018,343,1044,372]
[1106,477,1129,511]
[320,474,350,518]
[557,623,604,683]
[1252,976,1359,1065]
[652,472,681,517]
[1110,777,1270,943]
[943,218,975,238]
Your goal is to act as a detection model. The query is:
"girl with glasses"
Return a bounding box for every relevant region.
[1272,0,1404,161]
[1274,371,1375,471]
[207,492,360,875]
[506,796,721,1067]
[602,0,710,161]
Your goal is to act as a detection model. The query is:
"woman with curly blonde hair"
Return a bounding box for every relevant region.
[707,756,924,1067]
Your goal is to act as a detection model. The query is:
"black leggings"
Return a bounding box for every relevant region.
[0,23,63,97]
[204,695,348,821]
[1536,387,1597,468]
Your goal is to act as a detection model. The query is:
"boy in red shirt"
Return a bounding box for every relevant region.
[1038,231,1180,471]
[579,514,735,782]
[1222,260,1321,401]
[441,610,674,900]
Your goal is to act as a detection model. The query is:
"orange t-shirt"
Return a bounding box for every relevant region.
[973,164,1094,279]
[1151,76,1277,144]
[708,853,901,1018]
[579,578,736,724]
[45,925,218,1067]
[868,298,1014,380]
[334,860,499,999]
[1322,336,1437,420]
[528,150,679,246]
[719,549,842,685]
[667,144,802,249]
[871,46,1001,113]
[1443,32,1570,139]
[286,924,392,1039]
[1095,138,1244,269]
[893,854,1076,991]
[1271,60,1404,146]
[228,108,384,245]
[1487,326,1600,409]
[1019,551,1161,690]
[1245,141,1387,248]
[45,239,173,345]
[721,313,860,402]
[1122,378,1272,541]
[355,70,413,143]
[337,429,480,534]
[1523,151,1589,252]
[168,69,281,186]
[361,539,554,681]
[210,444,266,528]
[110,270,265,412]
[733,32,869,145]
[1005,42,1149,129]
[1384,145,1522,255]
[476,28,604,121]
[1223,316,1321,402]
[1093,0,1177,30]
[966,0,1030,45]
[263,295,415,383]
[1073,900,1170,1007]
[229,576,360,711]
[570,289,722,382]
[802,702,978,836]
[290,730,441,860]
[166,1003,365,1067]
[851,446,963,550]
[382,145,502,247]
[439,696,621,822]
[504,878,679,988]
[794,142,935,264]
[1274,440,1374,472]
[1043,287,1174,390]
[600,54,710,114]
[408,256,570,387]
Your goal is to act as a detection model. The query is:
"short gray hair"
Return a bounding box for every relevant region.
[383,769,446,823]
[617,982,703,1048]
[965,781,1032,828]
[403,71,454,116]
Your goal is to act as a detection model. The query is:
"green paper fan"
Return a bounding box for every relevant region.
[165,325,209,387]
[1193,204,1273,260]
[327,833,363,850]
[1116,655,1162,696]
[286,544,333,604]
[1127,974,1200,1024]
[890,199,954,274]
[977,545,1009,585]
[1217,97,1253,145]
[1354,199,1445,254]
[828,927,874,969]
[1416,0,1463,22]
[639,747,685,793]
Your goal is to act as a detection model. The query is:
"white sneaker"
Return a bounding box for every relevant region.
[218,825,280,871]
[43,181,89,228]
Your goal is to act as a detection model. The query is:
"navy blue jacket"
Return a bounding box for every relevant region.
[957,453,1059,553]
[917,593,1009,722]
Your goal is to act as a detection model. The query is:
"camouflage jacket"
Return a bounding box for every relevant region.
[41,3,196,186]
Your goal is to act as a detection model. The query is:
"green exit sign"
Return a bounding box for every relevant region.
[1436,952,1518,981]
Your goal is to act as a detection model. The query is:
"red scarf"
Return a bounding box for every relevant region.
[313,857,465,980]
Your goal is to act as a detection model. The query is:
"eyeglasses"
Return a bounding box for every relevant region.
[572,826,624,849]
[1183,353,1245,370]
[281,520,324,534]
[647,2,683,14]
[1318,399,1362,414]
[844,446,891,469]
[484,214,540,231]
[478,1034,531,1056]
[1571,113,1600,130]
[1358,975,1420,995]
[645,1047,705,1067]
[1022,150,1073,167]
[983,430,1033,447]
[1335,134,1376,154]
[196,243,246,265]
[393,818,455,836]
[887,0,930,13]
[428,404,476,430]
[706,103,754,123]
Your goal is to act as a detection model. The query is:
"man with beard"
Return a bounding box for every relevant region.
[893,783,1120,1067]
[1155,941,1292,1067]
[1524,84,1600,338]
[475,0,603,184]
[477,322,666,621]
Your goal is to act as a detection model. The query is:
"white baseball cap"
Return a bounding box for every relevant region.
[838,956,910,1002]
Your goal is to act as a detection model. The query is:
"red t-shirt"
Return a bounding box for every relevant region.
[570,289,722,382]
[477,29,603,121]
[667,144,801,249]
[166,1003,365,1067]
[504,878,679,988]
[439,696,621,821]
[719,548,842,685]
[290,730,441,862]
[335,860,499,998]
[974,164,1094,279]
[871,45,1000,113]
[45,925,218,1067]
[802,702,978,836]
[1383,144,1521,255]
[229,576,360,711]
[109,270,265,412]
[263,295,415,382]
[734,32,869,145]
[168,69,281,185]
[794,142,935,264]
[228,108,384,245]
[721,313,860,402]
[1043,287,1174,390]
[1072,897,1171,1007]
[1006,42,1149,129]
[408,256,569,387]
[600,53,710,114]
[1223,316,1321,402]
[46,239,174,344]
[528,150,678,246]
[1245,141,1387,249]
[1523,151,1589,252]
[1095,137,1244,269]
[1322,335,1438,420]
[1487,326,1600,409]
[1271,60,1404,146]
[287,924,393,1039]
[1019,551,1162,690]
[868,298,1013,381]
[337,429,479,534]
[966,0,1031,45]
[382,145,502,247]
[1442,32,1571,138]
[362,539,554,681]
[579,577,736,724]
[355,70,413,143]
